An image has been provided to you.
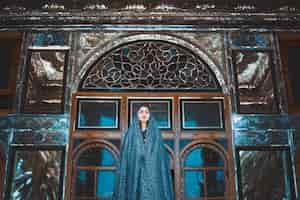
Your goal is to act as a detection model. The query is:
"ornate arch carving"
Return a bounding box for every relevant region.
[74,34,228,93]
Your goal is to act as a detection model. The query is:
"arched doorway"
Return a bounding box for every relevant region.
[66,37,235,199]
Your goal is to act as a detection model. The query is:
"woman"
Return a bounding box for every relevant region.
[112,105,175,200]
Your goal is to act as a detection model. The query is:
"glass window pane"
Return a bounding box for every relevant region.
[0,96,13,109]
[184,170,204,198]
[0,39,16,90]
[77,99,119,129]
[32,32,68,46]
[75,170,94,197]
[10,149,64,200]
[234,51,278,113]
[22,50,67,113]
[238,149,295,200]
[207,170,225,197]
[77,147,116,166]
[96,171,116,198]
[184,147,224,167]
[181,100,224,130]
[129,99,172,129]
[287,47,300,105]
[231,32,271,48]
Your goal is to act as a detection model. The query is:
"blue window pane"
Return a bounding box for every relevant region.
[184,147,224,167]
[180,140,191,150]
[32,32,67,46]
[78,100,119,129]
[96,171,116,198]
[77,147,116,166]
[75,170,94,197]
[164,140,174,150]
[23,51,67,113]
[184,171,204,198]
[181,100,224,130]
[184,148,203,167]
[129,100,171,129]
[231,32,270,48]
[207,170,225,197]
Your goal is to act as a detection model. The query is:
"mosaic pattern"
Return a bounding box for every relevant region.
[80,41,220,91]
[233,115,289,130]
[76,32,124,68]
[22,50,68,113]
[0,115,68,145]
[174,33,225,72]
[233,115,290,146]
[9,148,65,200]
[231,32,271,48]
[234,130,289,146]
[1,0,300,11]
[237,149,295,199]
[32,32,68,46]
[234,51,278,113]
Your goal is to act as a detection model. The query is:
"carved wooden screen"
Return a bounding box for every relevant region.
[79,40,221,91]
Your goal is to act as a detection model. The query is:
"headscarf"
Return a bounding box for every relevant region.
[112,114,175,200]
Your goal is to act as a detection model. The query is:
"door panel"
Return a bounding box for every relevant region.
[67,92,233,200]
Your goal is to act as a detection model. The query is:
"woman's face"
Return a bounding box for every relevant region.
[137,106,150,123]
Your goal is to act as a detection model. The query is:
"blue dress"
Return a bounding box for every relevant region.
[137,128,147,198]
[112,116,175,200]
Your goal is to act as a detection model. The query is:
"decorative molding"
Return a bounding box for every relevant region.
[80,40,221,91]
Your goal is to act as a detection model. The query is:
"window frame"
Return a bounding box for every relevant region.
[0,32,22,115]
[5,145,66,200]
[235,146,296,200]
[180,142,228,199]
[232,49,280,114]
[21,48,69,114]
[72,142,119,199]
[128,98,173,130]
[67,92,233,200]
[180,99,225,131]
[75,97,121,130]
[279,35,300,114]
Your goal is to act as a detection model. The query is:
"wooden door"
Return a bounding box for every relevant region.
[66,92,235,200]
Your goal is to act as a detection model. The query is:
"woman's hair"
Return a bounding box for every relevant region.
[137,103,151,110]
